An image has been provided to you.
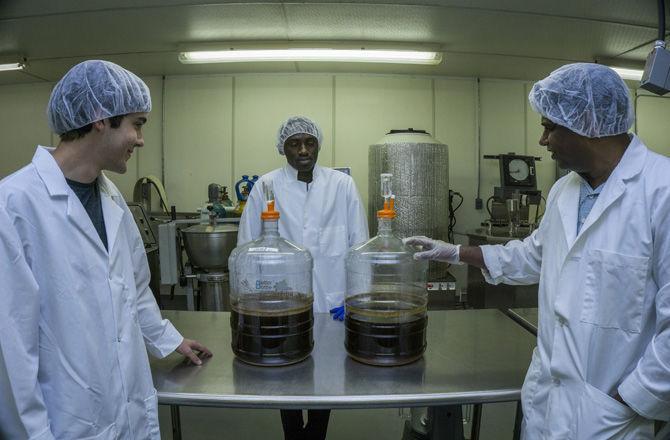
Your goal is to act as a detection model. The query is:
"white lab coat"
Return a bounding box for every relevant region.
[237,164,369,313]
[0,147,183,440]
[481,135,670,439]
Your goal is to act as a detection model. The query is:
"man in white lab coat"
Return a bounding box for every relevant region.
[406,63,670,439]
[0,60,212,440]
[237,116,369,439]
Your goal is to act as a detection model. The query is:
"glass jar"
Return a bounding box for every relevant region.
[344,174,428,366]
[228,184,314,366]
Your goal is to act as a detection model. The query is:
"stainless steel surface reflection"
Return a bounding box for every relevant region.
[181,223,238,270]
[506,308,539,336]
[150,310,536,409]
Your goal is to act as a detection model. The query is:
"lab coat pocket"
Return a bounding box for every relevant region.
[319,225,348,257]
[580,249,648,333]
[143,389,161,440]
[574,382,650,439]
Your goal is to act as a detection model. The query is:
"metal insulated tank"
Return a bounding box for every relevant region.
[368,129,449,280]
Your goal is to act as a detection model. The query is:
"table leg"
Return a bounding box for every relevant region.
[426,405,463,440]
[170,405,182,440]
[470,404,482,440]
[186,281,195,311]
[512,401,523,440]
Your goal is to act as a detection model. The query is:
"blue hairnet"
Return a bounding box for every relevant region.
[528,63,634,138]
[47,60,152,135]
[276,116,323,155]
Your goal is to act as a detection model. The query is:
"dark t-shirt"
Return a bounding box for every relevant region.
[66,178,108,250]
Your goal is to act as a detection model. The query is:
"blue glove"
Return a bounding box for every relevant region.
[329,305,345,321]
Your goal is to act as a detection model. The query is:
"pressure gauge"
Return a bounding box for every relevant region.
[508,159,530,182]
[499,154,537,188]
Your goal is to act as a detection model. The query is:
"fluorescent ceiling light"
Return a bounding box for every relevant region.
[179,49,442,65]
[0,62,24,72]
[610,67,643,81]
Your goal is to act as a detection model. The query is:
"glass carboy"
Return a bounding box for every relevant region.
[345,174,428,366]
[228,182,314,366]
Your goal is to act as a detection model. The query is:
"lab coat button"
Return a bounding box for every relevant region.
[117,336,122,342]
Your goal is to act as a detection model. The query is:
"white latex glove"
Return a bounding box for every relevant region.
[403,236,462,264]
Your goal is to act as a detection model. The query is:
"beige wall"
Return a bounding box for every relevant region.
[635,94,670,157]
[0,82,54,177]
[1,73,669,233]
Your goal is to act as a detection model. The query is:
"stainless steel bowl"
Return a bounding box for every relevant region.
[182,223,239,270]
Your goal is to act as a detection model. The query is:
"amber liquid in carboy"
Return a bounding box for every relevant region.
[230,292,313,366]
[345,292,427,366]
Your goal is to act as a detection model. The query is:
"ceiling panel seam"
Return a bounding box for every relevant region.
[0,3,662,31]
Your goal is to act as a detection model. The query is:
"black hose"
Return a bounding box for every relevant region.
[448,190,464,242]
[658,0,666,41]
[486,196,494,217]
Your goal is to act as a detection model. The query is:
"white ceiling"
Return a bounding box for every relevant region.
[0,0,667,84]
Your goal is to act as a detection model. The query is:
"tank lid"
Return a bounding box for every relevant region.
[374,128,444,146]
[387,128,429,135]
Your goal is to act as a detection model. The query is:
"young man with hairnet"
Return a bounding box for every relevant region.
[406,63,670,439]
[0,60,212,440]
[237,116,368,439]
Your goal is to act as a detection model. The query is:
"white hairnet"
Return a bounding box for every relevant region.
[47,60,152,135]
[276,116,323,155]
[528,63,634,138]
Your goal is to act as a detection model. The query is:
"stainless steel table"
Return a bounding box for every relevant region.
[151,309,536,439]
[506,308,539,336]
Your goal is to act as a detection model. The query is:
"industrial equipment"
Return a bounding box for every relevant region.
[127,202,162,307]
[640,0,670,95]
[159,205,239,311]
[466,153,543,309]
[233,174,258,216]
[482,153,543,237]
[200,183,233,220]
[132,175,170,216]
[368,129,460,309]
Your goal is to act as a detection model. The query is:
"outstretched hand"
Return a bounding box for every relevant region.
[403,236,461,264]
[176,338,213,366]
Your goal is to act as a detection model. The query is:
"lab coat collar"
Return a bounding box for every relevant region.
[573,134,645,239]
[608,134,647,183]
[32,146,118,256]
[557,173,580,248]
[32,146,70,197]
[557,134,646,250]
[281,163,323,183]
[98,173,124,253]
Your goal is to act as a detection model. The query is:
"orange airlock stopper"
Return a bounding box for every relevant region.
[261,200,280,220]
[377,197,396,219]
